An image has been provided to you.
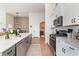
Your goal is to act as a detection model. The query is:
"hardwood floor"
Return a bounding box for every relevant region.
[32,37,40,44]
[32,37,54,56]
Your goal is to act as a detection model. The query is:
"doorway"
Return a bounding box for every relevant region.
[40,21,45,38]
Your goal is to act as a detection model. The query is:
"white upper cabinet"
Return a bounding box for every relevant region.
[63,4,75,26]
[73,4,79,25]
[63,3,79,26]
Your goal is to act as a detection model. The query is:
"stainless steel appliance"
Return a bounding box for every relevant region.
[49,34,56,56]
[56,30,67,37]
[67,29,73,38]
[53,16,63,26]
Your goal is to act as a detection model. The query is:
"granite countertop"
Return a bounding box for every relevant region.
[0,33,31,55]
[56,36,79,49]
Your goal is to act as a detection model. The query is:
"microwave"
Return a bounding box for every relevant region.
[53,16,63,27]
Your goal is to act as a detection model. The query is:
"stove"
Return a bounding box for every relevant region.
[49,34,56,55]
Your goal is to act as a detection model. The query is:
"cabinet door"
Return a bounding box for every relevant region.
[61,42,71,56]
[56,40,67,56]
[67,44,79,56]
[63,4,79,25]
[22,38,27,55]
[56,37,79,56]
[73,4,79,24]
[16,42,25,56]
[56,39,74,56]
[16,34,32,56]
[56,38,63,56]
[16,38,27,56]
[60,41,75,56]
[63,4,75,26]
[56,45,62,56]
[2,45,15,56]
[61,41,79,56]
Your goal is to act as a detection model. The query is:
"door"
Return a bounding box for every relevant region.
[40,21,45,37]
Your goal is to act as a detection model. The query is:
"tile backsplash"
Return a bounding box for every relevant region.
[52,25,79,34]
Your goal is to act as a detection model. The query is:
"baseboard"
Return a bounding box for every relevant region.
[47,43,56,56]
[45,40,49,44]
[33,37,39,38]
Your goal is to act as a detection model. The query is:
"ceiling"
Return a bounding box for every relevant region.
[0,3,45,17]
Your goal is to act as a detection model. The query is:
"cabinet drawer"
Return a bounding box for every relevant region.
[61,42,79,56]
[68,45,79,56]
[2,45,15,56]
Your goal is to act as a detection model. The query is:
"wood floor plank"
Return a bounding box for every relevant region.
[32,37,54,56]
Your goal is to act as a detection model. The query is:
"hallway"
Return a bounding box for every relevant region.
[26,37,54,56]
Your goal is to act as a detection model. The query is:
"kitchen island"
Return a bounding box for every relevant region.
[0,33,32,56]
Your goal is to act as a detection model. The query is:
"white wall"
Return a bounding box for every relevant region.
[45,3,64,43]
[29,12,45,37]
[0,9,6,32]
[6,13,14,28]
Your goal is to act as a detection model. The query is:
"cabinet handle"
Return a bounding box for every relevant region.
[7,50,12,55]
[62,48,66,53]
[71,18,76,23]
[73,18,76,23]
[71,19,74,23]
[69,47,75,50]
[17,41,23,47]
